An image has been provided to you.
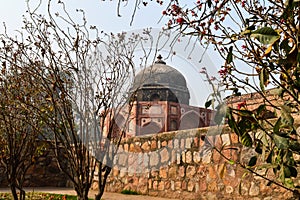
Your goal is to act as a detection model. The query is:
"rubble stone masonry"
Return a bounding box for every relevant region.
[0,141,68,188]
[102,126,299,200]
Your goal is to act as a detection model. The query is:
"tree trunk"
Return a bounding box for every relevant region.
[10,184,18,200]
[76,193,89,200]
[95,164,111,200]
[95,182,105,200]
[95,180,103,199]
[75,186,89,200]
[95,194,101,200]
[18,187,25,200]
[20,189,25,200]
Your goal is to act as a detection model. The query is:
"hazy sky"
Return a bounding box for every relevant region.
[0,1,166,33]
[0,0,222,106]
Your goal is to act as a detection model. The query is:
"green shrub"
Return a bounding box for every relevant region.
[120,189,139,195]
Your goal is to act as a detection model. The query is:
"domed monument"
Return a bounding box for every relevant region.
[131,55,190,105]
[126,55,214,137]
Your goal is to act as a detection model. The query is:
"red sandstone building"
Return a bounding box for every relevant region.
[118,55,214,137]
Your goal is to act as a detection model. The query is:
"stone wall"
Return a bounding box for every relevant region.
[103,126,298,200]
[0,141,68,188]
[226,88,289,112]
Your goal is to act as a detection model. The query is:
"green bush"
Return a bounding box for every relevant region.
[120,189,139,195]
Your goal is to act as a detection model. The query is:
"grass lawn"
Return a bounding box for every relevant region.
[0,192,93,200]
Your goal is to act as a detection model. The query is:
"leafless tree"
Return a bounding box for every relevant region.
[0,0,160,199]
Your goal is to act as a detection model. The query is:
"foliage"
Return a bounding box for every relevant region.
[120,189,140,195]
[0,54,46,199]
[0,0,156,200]
[157,0,300,194]
[0,192,92,200]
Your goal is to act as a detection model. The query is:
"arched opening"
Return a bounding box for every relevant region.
[179,111,204,130]
[167,89,179,103]
[170,120,178,131]
[140,121,162,135]
[150,93,160,102]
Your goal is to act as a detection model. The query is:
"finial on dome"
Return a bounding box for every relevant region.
[155,54,166,64]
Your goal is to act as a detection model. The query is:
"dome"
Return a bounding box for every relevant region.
[131,56,190,104]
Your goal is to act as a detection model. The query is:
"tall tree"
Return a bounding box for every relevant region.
[0,57,45,199]
[155,0,300,195]
[0,0,157,199]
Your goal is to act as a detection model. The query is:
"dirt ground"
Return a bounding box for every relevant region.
[0,187,179,200]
